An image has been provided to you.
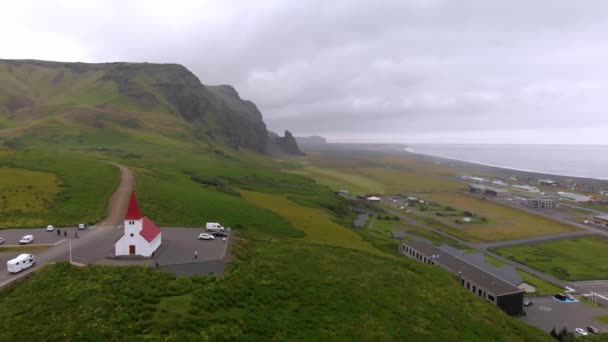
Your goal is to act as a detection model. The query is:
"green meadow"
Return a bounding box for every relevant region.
[493,236,608,281]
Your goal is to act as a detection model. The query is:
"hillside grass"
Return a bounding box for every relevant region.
[492,236,608,281]
[290,165,385,194]
[0,237,548,341]
[241,190,380,255]
[0,150,119,228]
[0,167,60,214]
[422,192,579,242]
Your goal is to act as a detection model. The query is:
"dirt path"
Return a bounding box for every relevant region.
[99,163,133,226]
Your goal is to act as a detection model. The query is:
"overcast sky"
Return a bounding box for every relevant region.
[2,0,607,144]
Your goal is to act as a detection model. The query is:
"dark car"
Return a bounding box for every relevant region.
[554,294,566,301]
[588,326,600,334]
[211,231,228,237]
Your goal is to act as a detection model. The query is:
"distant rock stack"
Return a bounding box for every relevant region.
[268,130,305,155]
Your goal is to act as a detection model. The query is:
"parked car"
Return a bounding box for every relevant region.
[205,222,225,232]
[19,235,34,245]
[78,223,88,230]
[45,225,55,232]
[211,231,228,237]
[588,326,600,334]
[523,300,533,307]
[554,294,566,301]
[575,328,588,336]
[0,237,4,245]
[198,233,215,240]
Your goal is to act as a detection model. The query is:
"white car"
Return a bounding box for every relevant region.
[198,233,215,240]
[575,328,588,336]
[46,225,54,232]
[19,235,34,245]
[0,237,4,244]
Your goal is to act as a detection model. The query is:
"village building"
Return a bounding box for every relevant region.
[400,241,525,315]
[469,184,511,198]
[512,185,541,193]
[558,191,593,203]
[115,192,162,257]
[523,197,559,209]
[592,214,608,228]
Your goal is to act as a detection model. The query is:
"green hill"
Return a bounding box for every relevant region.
[0,59,550,341]
[0,59,299,153]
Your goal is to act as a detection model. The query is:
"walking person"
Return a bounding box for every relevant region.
[57,229,60,236]
[194,251,198,260]
[64,230,67,236]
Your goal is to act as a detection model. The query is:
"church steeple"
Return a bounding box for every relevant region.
[125,191,143,220]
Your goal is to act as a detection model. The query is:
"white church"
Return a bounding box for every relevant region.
[115,192,162,257]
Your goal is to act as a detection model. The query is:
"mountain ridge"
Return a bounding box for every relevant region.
[0,59,300,154]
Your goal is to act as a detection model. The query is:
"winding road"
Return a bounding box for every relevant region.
[0,163,133,289]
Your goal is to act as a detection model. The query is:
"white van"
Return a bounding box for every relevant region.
[19,235,34,245]
[206,222,225,232]
[7,254,36,273]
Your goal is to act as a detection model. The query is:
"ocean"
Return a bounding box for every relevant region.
[405,144,608,180]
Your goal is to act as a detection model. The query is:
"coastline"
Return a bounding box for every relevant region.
[404,146,608,182]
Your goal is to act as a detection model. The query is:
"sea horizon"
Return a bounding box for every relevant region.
[405,143,608,181]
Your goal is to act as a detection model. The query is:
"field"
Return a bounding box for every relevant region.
[241,190,380,255]
[0,167,60,214]
[0,150,119,228]
[290,165,385,194]
[492,236,608,281]
[0,237,547,341]
[422,192,579,242]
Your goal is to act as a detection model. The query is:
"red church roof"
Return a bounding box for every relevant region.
[140,217,161,242]
[125,191,143,220]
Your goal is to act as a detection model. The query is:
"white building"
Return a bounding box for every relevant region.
[512,185,541,193]
[115,192,162,257]
[558,191,592,203]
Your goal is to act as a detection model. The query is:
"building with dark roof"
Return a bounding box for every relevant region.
[400,241,524,315]
[469,184,511,198]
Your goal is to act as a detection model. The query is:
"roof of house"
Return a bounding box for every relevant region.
[140,217,161,242]
[404,241,523,296]
[595,214,608,221]
[438,244,523,286]
[125,191,143,220]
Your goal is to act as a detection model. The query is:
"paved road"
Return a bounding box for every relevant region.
[476,231,596,250]
[0,163,133,289]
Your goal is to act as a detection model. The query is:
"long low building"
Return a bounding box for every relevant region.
[524,197,559,209]
[592,214,608,228]
[400,241,524,315]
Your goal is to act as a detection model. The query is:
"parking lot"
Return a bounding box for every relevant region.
[0,226,89,246]
[98,228,231,273]
[0,226,232,283]
[519,296,608,334]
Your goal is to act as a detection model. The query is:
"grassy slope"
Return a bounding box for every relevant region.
[0,149,118,227]
[241,190,379,255]
[493,236,608,281]
[0,237,548,341]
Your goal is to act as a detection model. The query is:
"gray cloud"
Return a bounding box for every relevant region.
[2,0,608,143]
